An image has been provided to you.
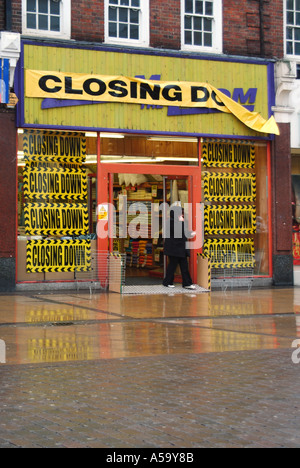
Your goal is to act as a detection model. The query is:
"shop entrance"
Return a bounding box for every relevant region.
[111,174,191,286]
[97,163,202,288]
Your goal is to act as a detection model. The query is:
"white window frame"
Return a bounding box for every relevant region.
[181,0,223,54]
[22,0,71,40]
[284,0,300,59]
[104,0,150,48]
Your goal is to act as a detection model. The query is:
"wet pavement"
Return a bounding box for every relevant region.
[0,287,299,448]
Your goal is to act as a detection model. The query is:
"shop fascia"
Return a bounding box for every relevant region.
[25,70,278,134]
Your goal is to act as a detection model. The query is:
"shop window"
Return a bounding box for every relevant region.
[17,129,97,283]
[100,134,199,165]
[105,0,150,47]
[22,0,71,39]
[285,0,300,56]
[181,0,223,54]
[201,139,270,278]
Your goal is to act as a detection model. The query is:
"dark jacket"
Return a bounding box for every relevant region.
[164,206,191,258]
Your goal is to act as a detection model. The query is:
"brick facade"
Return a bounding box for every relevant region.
[223,0,284,58]
[71,0,105,43]
[0,110,16,291]
[0,0,284,59]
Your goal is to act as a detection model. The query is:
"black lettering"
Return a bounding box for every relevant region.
[130,81,138,99]
[212,91,225,107]
[65,76,83,95]
[83,78,106,97]
[140,83,161,101]
[162,85,182,102]
[39,75,62,94]
[109,80,128,98]
[191,86,209,103]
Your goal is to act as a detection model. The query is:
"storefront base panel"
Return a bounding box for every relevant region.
[212,277,272,290]
[0,258,16,292]
[14,277,274,293]
[272,255,294,286]
[16,281,104,293]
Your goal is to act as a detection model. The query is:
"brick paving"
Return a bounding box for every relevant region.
[0,348,299,448]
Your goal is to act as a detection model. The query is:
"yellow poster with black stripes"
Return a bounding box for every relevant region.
[203,172,256,202]
[202,141,255,168]
[23,167,88,201]
[203,238,255,268]
[23,130,86,163]
[24,203,89,236]
[204,205,256,235]
[26,239,91,273]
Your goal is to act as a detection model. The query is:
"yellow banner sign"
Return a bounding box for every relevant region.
[23,130,86,162]
[204,205,256,235]
[203,238,255,269]
[26,239,91,273]
[202,142,256,168]
[24,203,89,236]
[25,70,279,135]
[203,172,256,202]
[23,167,87,201]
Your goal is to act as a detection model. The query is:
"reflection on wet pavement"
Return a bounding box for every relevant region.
[0,288,299,365]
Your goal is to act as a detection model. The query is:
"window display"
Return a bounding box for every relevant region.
[17,129,97,282]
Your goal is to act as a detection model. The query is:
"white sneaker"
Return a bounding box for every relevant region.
[164,284,175,288]
[184,285,196,290]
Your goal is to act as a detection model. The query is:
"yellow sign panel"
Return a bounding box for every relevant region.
[24,203,89,236]
[203,172,256,202]
[204,205,256,235]
[202,142,256,168]
[97,204,109,221]
[203,238,255,268]
[22,44,275,137]
[26,239,91,273]
[25,70,279,135]
[23,130,86,162]
[23,167,87,201]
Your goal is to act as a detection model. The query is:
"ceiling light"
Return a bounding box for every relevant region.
[148,137,198,143]
[100,133,125,139]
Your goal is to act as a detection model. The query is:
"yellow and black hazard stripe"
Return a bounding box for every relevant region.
[23,167,88,201]
[201,141,255,169]
[26,239,91,274]
[203,238,255,269]
[204,204,257,235]
[24,155,85,165]
[24,202,89,236]
[197,253,211,291]
[23,129,86,161]
[27,160,84,171]
[203,172,256,202]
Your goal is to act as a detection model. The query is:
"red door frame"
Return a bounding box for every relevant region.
[96,134,202,286]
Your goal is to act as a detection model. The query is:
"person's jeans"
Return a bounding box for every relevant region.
[163,256,193,287]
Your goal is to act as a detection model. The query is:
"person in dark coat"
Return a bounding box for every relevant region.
[163,205,196,289]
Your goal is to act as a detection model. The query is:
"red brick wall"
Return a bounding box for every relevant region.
[0,109,16,258]
[150,1,181,50]
[0,0,22,32]
[72,0,105,42]
[223,0,284,58]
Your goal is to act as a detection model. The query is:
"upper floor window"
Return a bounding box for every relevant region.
[286,0,300,56]
[22,0,71,39]
[181,0,222,54]
[105,0,149,47]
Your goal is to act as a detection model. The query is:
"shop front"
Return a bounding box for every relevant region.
[15,40,279,290]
